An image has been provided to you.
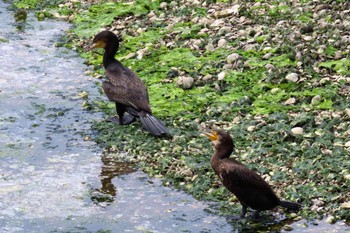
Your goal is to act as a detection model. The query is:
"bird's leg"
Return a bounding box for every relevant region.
[116,103,126,125]
[240,204,247,219]
[251,210,262,222]
[107,103,135,125]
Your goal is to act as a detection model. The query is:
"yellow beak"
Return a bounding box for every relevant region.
[89,40,105,50]
[200,130,218,141]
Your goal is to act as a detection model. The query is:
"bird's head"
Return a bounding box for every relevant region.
[201,129,234,150]
[90,30,120,50]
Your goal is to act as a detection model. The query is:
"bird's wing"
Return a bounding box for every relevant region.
[220,160,270,191]
[219,158,278,206]
[105,64,152,113]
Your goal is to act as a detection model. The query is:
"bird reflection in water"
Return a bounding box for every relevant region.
[91,153,135,205]
[13,9,27,32]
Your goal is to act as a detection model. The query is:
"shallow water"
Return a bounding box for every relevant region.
[0,1,349,232]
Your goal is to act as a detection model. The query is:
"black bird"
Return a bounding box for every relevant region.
[202,129,302,220]
[90,30,169,137]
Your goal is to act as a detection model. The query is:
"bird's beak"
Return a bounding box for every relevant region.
[200,130,218,141]
[89,41,105,50]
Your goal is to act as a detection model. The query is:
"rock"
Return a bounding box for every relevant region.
[159,2,167,9]
[282,225,293,231]
[265,64,275,72]
[213,5,240,18]
[263,52,272,60]
[247,126,256,132]
[217,38,227,48]
[345,141,350,147]
[340,202,350,209]
[137,48,148,60]
[205,39,215,52]
[136,27,145,34]
[176,76,194,90]
[345,108,350,117]
[284,97,296,105]
[209,19,225,29]
[271,88,280,94]
[303,35,313,41]
[226,53,241,64]
[218,71,225,80]
[202,74,212,81]
[326,216,336,224]
[169,1,178,8]
[319,77,330,84]
[311,95,322,105]
[291,127,304,135]
[285,73,299,82]
[125,52,136,59]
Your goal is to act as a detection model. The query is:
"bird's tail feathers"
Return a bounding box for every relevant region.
[279,200,302,210]
[140,114,170,137]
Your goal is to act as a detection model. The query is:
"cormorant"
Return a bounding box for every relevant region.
[202,129,302,220]
[90,30,169,137]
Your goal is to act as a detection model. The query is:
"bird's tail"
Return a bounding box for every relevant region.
[279,200,302,210]
[139,113,170,137]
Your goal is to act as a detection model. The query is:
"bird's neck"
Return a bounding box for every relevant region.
[103,44,119,68]
[211,142,234,162]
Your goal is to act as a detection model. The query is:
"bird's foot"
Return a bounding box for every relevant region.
[106,115,135,125]
[251,211,262,222]
[226,215,244,220]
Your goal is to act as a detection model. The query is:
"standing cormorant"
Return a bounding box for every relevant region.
[202,129,302,220]
[90,30,169,137]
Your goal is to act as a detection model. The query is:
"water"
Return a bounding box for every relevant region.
[0,1,349,232]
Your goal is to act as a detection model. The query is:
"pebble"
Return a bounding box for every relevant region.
[209,19,225,29]
[226,53,241,64]
[218,71,225,80]
[217,38,227,48]
[202,74,213,81]
[205,42,215,52]
[284,97,296,105]
[177,76,194,90]
[213,5,240,18]
[247,126,255,132]
[311,95,322,105]
[291,127,304,135]
[345,141,350,147]
[345,108,350,117]
[271,87,280,94]
[326,216,336,224]
[285,73,299,82]
[159,2,167,9]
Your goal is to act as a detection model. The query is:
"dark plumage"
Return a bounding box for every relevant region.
[202,129,302,220]
[90,30,169,137]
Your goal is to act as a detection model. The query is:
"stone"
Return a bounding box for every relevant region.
[177,76,194,90]
[226,53,241,64]
[217,38,227,48]
[291,127,304,135]
[218,71,225,80]
[284,98,296,105]
[285,73,299,82]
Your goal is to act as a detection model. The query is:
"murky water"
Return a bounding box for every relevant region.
[0,1,349,233]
